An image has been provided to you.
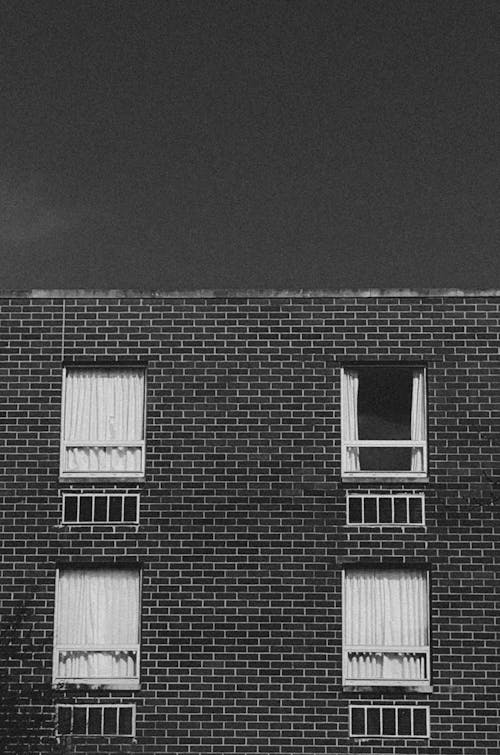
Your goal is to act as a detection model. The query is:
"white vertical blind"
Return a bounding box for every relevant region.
[345,569,428,681]
[410,369,426,472]
[342,369,360,472]
[55,569,140,681]
[63,369,144,473]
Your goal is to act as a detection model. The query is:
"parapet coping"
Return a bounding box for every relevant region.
[1,288,500,299]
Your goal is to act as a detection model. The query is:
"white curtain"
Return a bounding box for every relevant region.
[342,369,360,471]
[64,369,144,472]
[56,569,139,680]
[410,370,425,472]
[345,569,428,681]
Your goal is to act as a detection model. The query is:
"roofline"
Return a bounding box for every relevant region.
[1,288,500,299]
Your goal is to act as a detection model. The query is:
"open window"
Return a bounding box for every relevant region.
[53,568,140,689]
[60,368,145,478]
[341,365,426,478]
[343,568,430,687]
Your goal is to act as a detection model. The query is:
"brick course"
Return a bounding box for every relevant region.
[0,292,499,754]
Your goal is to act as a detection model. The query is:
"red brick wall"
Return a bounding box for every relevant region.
[1,294,499,754]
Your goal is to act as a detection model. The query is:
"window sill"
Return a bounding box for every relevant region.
[59,476,145,484]
[350,737,430,742]
[342,475,429,484]
[54,680,140,691]
[343,685,432,693]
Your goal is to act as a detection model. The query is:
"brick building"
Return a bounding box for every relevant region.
[1,289,499,754]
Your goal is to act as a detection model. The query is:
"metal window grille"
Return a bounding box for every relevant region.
[347,494,425,525]
[57,704,135,736]
[350,705,429,737]
[62,493,140,524]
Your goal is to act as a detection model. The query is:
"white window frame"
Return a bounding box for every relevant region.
[341,365,427,480]
[60,367,146,479]
[52,568,141,690]
[342,568,430,687]
[349,705,430,738]
[62,492,140,524]
[346,493,425,526]
[56,704,136,737]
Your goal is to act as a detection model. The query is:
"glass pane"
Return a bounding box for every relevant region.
[347,651,426,682]
[124,496,137,522]
[394,497,407,523]
[351,707,365,735]
[103,707,117,735]
[409,498,423,523]
[382,708,396,735]
[378,497,392,523]
[348,498,362,523]
[398,707,412,736]
[73,707,86,734]
[364,497,377,523]
[367,708,380,735]
[58,707,72,735]
[109,497,122,521]
[119,707,133,735]
[359,446,412,471]
[59,649,137,678]
[88,707,102,735]
[413,708,428,736]
[64,497,78,522]
[79,496,93,522]
[93,499,106,522]
[357,366,413,440]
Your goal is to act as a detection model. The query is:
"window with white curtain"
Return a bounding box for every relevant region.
[53,568,140,688]
[343,568,430,686]
[341,365,426,477]
[60,368,145,477]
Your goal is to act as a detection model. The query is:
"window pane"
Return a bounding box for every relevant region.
[398,707,412,735]
[55,569,140,682]
[366,708,380,735]
[119,707,133,735]
[348,498,362,523]
[378,497,392,522]
[394,497,407,522]
[413,708,428,736]
[364,497,377,523]
[88,707,102,734]
[58,707,72,735]
[357,366,413,440]
[103,707,117,735]
[409,497,423,523]
[351,707,364,735]
[344,569,429,684]
[79,496,93,522]
[382,708,396,735]
[64,497,78,522]
[124,496,137,522]
[359,446,412,471]
[63,369,144,475]
[73,707,86,734]
[109,496,123,521]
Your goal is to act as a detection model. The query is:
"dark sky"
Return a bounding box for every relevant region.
[1,0,499,290]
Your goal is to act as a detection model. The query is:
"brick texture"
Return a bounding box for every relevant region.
[1,293,499,754]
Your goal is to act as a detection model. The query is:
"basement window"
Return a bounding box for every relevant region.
[341,365,426,479]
